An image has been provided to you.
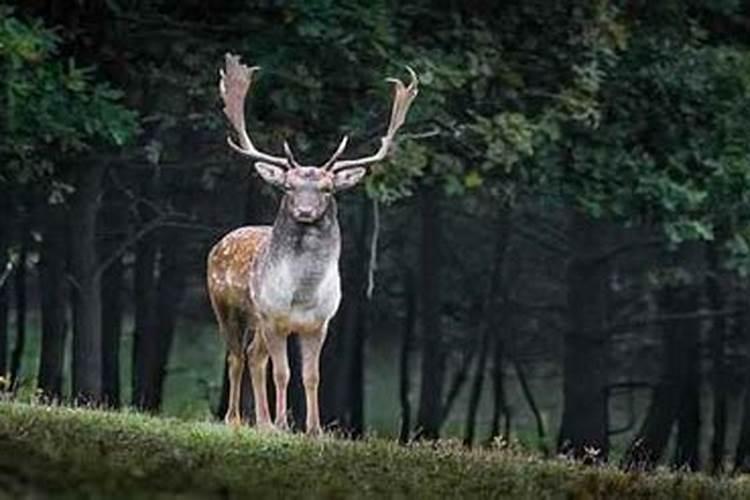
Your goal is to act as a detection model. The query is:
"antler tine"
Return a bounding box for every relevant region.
[219,53,290,168]
[323,136,349,170]
[331,66,419,173]
[283,140,302,169]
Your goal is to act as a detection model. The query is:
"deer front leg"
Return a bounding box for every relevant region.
[225,350,244,427]
[247,333,272,430]
[299,329,326,436]
[263,325,290,430]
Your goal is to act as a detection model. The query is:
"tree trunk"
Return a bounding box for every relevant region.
[0,214,7,381]
[69,165,105,404]
[38,204,68,401]
[487,337,510,445]
[320,311,348,427]
[515,358,548,454]
[557,211,609,462]
[131,220,158,409]
[288,335,306,430]
[706,245,727,474]
[348,286,367,437]
[100,194,126,408]
[347,199,371,437]
[399,268,416,444]
[734,300,750,472]
[133,228,187,412]
[9,217,28,392]
[318,199,369,434]
[672,329,701,471]
[464,223,508,447]
[415,186,444,440]
[151,229,187,409]
[622,282,702,470]
[463,324,491,447]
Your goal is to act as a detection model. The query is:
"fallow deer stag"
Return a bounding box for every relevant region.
[207,53,418,434]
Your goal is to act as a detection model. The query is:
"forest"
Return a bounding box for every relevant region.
[4,0,750,482]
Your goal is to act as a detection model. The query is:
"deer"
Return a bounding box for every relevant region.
[207,53,418,435]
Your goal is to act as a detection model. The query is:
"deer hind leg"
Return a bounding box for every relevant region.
[299,327,327,436]
[225,349,244,427]
[212,302,244,427]
[262,324,290,430]
[247,332,272,430]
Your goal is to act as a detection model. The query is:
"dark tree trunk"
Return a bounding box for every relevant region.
[399,269,416,444]
[707,245,727,474]
[557,211,609,461]
[441,344,479,426]
[515,358,548,454]
[348,286,367,437]
[623,282,702,471]
[0,214,7,381]
[10,216,28,392]
[487,337,510,445]
[672,330,701,471]
[288,335,306,430]
[101,256,123,407]
[320,312,347,426]
[69,165,105,404]
[734,301,750,472]
[319,199,369,435]
[463,324,491,447]
[131,220,158,409]
[737,383,750,472]
[464,224,508,447]
[152,229,187,408]
[134,228,188,411]
[415,186,444,440]
[100,194,126,408]
[38,204,69,401]
[349,199,372,437]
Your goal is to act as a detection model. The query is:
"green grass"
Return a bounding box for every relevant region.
[0,402,749,499]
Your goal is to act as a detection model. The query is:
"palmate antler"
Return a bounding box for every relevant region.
[219,53,291,168]
[220,53,418,171]
[328,67,419,173]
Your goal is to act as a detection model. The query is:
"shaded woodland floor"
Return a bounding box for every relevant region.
[0,402,749,499]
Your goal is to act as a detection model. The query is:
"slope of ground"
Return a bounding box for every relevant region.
[0,402,748,499]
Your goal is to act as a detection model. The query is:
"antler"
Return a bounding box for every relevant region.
[219,53,290,168]
[329,67,419,172]
[283,140,302,169]
[320,136,349,170]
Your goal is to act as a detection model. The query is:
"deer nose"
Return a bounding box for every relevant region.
[295,208,315,220]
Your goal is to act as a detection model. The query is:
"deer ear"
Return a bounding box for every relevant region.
[333,167,367,191]
[254,162,286,187]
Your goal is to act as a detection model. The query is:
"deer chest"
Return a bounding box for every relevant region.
[252,254,341,328]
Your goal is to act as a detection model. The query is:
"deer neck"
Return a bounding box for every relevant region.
[252,196,341,323]
[267,196,340,261]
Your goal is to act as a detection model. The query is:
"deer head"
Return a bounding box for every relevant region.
[219,53,418,223]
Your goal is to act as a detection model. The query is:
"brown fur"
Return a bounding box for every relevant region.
[206,226,270,352]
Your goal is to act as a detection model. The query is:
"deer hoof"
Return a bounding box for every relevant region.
[306,425,323,438]
[224,414,242,428]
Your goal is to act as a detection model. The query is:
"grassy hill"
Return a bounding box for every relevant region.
[0,402,748,499]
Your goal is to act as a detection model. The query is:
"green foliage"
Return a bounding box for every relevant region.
[1,402,749,499]
[0,7,138,185]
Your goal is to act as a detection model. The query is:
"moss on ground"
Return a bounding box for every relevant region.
[0,402,748,499]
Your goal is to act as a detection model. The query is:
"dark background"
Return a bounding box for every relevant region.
[4,0,750,474]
